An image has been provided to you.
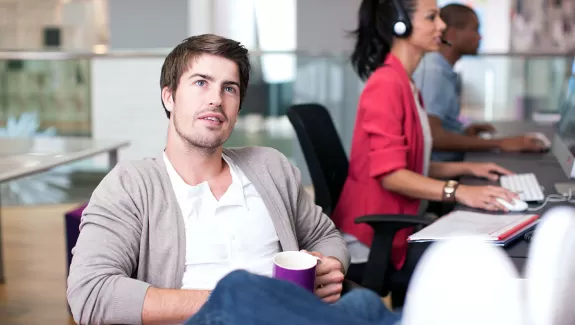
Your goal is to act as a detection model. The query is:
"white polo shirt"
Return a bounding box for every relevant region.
[163,153,281,290]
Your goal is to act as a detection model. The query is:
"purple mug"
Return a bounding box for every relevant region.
[272,251,319,292]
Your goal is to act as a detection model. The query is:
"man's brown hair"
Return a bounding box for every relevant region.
[160,34,251,118]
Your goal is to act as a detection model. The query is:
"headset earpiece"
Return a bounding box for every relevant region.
[391,0,412,37]
[393,21,408,36]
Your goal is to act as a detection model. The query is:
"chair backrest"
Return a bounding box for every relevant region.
[287,103,349,216]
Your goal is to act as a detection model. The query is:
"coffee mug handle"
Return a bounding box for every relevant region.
[300,250,323,264]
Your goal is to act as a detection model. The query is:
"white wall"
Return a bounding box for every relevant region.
[108,0,189,50]
[213,0,258,48]
[296,0,361,52]
[61,1,95,51]
[186,0,358,53]
[91,58,168,166]
[187,0,212,36]
[480,0,513,120]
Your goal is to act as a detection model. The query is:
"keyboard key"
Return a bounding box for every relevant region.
[500,173,545,202]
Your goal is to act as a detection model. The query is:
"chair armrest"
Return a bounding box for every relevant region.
[342,279,362,294]
[355,214,433,228]
[354,214,432,295]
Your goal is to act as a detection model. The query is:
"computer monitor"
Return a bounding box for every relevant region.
[551,92,575,179]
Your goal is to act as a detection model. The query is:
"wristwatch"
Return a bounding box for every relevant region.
[442,180,459,202]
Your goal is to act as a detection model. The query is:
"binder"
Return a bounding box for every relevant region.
[408,211,540,246]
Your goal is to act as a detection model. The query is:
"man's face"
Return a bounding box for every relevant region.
[453,14,481,55]
[163,54,241,151]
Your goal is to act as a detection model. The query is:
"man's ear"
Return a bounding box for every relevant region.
[161,87,174,112]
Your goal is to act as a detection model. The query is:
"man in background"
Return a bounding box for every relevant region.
[414,3,545,162]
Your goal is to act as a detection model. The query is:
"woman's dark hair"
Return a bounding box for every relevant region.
[351,0,417,80]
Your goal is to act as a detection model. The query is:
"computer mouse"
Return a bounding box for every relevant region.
[495,197,529,212]
[478,131,494,140]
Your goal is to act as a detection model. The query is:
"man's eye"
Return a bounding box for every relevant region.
[195,80,206,86]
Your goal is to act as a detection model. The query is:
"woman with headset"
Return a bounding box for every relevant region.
[332,0,518,305]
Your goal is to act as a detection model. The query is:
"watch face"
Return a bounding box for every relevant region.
[445,187,454,194]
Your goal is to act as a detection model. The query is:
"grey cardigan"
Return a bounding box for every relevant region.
[67,146,350,324]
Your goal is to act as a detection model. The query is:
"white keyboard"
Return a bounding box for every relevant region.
[500,173,545,202]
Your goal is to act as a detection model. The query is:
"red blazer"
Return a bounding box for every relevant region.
[332,54,425,271]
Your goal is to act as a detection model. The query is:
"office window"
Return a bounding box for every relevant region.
[254,0,296,83]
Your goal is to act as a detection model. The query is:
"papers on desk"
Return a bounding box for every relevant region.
[408,211,539,246]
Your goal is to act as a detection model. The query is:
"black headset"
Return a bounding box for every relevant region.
[391,0,412,38]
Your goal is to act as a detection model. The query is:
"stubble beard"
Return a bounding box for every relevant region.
[173,112,227,156]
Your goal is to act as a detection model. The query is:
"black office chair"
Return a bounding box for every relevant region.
[287,103,432,302]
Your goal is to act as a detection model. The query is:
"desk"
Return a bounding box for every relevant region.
[0,137,130,283]
[486,120,556,137]
[459,121,574,275]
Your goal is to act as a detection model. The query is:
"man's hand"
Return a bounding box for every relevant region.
[302,250,345,303]
[498,135,547,152]
[464,123,496,136]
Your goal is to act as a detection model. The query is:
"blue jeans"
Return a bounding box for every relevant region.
[186,270,402,325]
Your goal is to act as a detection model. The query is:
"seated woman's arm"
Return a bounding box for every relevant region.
[383,161,514,202]
[381,169,446,201]
[429,161,513,181]
[428,162,468,179]
[381,166,515,210]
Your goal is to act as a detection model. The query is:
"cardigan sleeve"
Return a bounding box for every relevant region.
[360,71,409,179]
[67,164,150,325]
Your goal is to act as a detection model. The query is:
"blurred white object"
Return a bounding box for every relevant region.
[402,237,524,325]
[0,112,56,137]
[265,115,294,138]
[0,112,69,204]
[525,206,575,325]
[241,114,265,134]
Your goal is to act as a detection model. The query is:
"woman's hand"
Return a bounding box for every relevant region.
[464,162,513,181]
[455,184,518,212]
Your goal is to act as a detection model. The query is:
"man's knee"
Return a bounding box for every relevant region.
[335,288,391,322]
[342,288,383,307]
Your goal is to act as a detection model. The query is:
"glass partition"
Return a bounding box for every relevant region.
[0,51,573,146]
[456,54,573,123]
[0,57,91,136]
[0,51,573,205]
